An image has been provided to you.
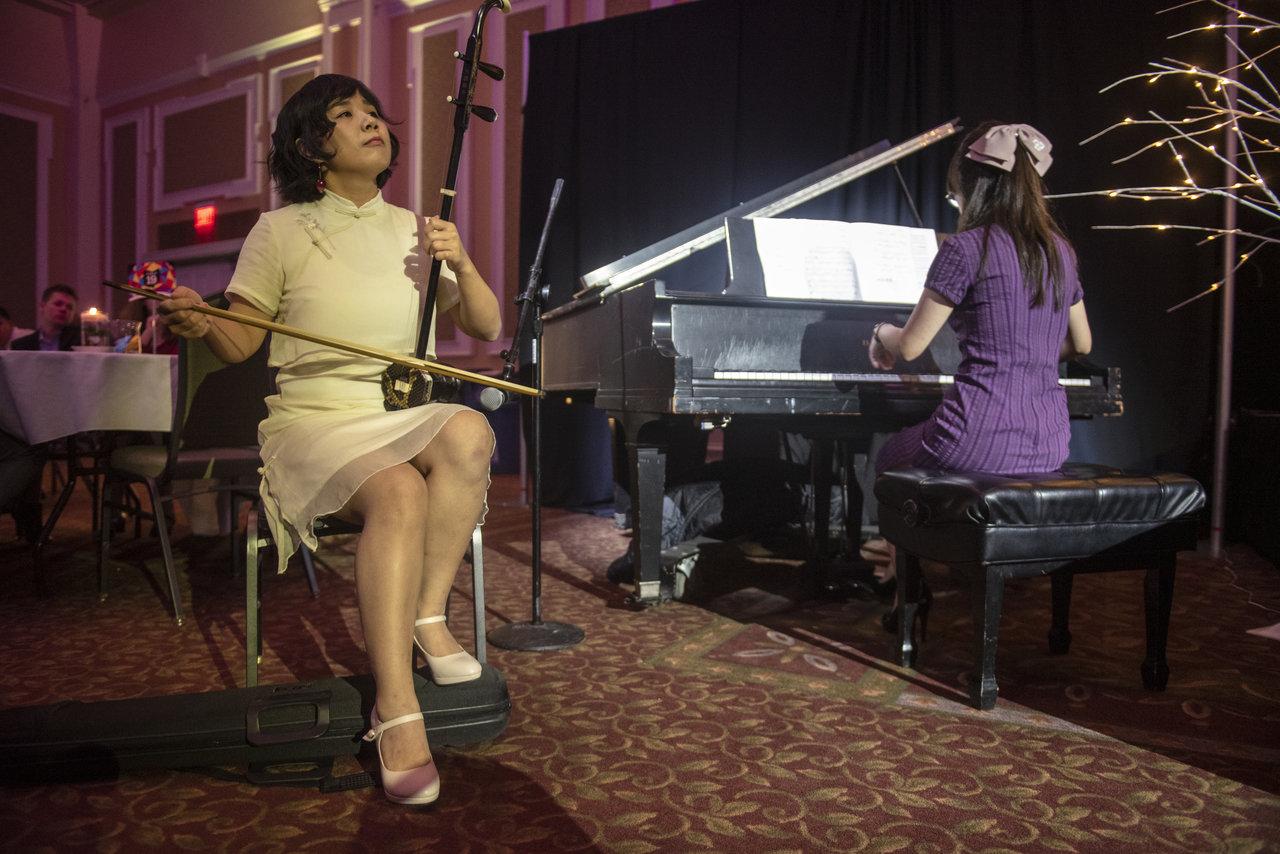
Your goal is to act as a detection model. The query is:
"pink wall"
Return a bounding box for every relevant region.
[0,0,72,104]
[1,0,695,363]
[97,0,319,95]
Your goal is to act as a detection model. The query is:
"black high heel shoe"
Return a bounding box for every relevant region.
[880,579,932,642]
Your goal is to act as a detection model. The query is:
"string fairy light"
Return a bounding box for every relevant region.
[1051,0,1278,314]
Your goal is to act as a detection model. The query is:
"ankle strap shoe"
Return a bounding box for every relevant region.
[363,708,440,805]
[414,616,482,685]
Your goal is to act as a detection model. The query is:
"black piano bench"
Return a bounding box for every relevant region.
[874,464,1205,710]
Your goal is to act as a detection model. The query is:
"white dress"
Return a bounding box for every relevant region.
[226,189,490,573]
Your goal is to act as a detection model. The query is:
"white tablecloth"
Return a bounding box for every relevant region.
[0,351,176,444]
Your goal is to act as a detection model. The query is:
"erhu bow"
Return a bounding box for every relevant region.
[102,280,539,400]
[384,0,512,410]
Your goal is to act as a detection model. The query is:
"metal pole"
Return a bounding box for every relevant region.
[1209,1,1239,558]
[531,334,542,624]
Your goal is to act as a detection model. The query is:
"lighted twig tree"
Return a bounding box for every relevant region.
[1054,0,1277,557]
[1054,0,1277,311]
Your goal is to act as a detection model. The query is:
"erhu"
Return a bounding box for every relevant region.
[101,280,539,401]
[384,0,513,411]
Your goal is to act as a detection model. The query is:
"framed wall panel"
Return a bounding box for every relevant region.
[152,75,263,210]
[267,56,322,210]
[0,103,51,322]
[103,109,150,297]
[409,13,475,357]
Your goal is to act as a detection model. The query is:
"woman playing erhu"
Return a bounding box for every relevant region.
[159,74,500,805]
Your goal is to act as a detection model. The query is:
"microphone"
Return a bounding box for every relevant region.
[479,384,507,412]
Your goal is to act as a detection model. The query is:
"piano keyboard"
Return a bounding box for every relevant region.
[711,370,1093,387]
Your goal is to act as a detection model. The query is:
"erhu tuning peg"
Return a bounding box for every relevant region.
[470,105,497,123]
[450,51,503,81]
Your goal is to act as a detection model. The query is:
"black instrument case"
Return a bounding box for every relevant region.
[0,665,509,787]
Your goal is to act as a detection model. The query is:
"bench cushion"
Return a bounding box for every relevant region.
[876,464,1205,566]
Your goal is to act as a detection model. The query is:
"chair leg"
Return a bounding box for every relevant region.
[130,489,142,539]
[1141,556,1176,691]
[35,467,78,555]
[97,479,112,602]
[245,508,260,687]
[470,524,487,664]
[894,548,924,668]
[226,494,240,578]
[1048,571,1074,654]
[145,477,183,627]
[970,569,1004,710]
[300,546,320,597]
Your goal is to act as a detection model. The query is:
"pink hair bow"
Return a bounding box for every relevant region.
[964,123,1053,177]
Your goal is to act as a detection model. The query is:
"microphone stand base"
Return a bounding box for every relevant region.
[487,620,585,652]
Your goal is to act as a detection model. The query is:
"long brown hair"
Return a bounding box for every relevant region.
[947,121,1072,310]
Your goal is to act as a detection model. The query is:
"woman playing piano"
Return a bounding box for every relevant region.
[863,121,1093,573]
[158,74,501,805]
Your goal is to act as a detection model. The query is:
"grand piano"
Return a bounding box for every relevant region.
[541,121,1122,605]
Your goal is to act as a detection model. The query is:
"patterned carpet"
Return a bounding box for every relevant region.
[0,474,1278,852]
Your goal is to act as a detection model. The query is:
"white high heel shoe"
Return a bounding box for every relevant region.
[414,616,482,685]
[363,708,440,805]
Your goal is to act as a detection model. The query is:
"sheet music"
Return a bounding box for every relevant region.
[750,218,937,304]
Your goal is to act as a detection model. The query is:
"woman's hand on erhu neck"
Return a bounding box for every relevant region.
[425,216,476,278]
[424,215,502,342]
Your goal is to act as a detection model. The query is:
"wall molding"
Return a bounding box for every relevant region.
[0,101,53,301]
[0,82,73,108]
[100,24,323,109]
[151,74,263,211]
[143,237,246,263]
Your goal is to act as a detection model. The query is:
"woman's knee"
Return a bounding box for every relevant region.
[346,464,429,524]
[424,411,494,476]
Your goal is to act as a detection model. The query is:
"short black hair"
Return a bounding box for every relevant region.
[41,284,77,303]
[268,74,400,205]
[0,306,10,321]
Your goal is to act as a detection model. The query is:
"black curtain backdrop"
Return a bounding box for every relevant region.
[521,0,1233,511]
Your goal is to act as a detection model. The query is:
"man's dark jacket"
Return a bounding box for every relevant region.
[9,327,79,351]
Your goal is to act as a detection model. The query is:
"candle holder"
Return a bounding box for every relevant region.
[80,309,111,348]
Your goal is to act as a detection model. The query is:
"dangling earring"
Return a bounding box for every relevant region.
[315,165,326,194]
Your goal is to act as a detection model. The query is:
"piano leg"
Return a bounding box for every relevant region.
[811,437,834,574]
[626,442,667,606]
[810,435,881,600]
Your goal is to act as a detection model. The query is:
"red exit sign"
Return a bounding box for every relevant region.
[194,204,216,235]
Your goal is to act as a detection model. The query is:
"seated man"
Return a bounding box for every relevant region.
[10,284,79,351]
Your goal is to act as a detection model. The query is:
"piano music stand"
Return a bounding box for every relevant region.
[487,180,584,653]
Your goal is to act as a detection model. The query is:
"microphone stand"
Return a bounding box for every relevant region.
[487,179,584,652]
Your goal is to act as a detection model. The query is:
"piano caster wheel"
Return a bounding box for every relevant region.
[174,616,184,627]
[623,587,673,608]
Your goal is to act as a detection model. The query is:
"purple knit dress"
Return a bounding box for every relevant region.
[876,225,1083,476]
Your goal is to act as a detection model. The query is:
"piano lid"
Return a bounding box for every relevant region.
[575,119,960,300]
